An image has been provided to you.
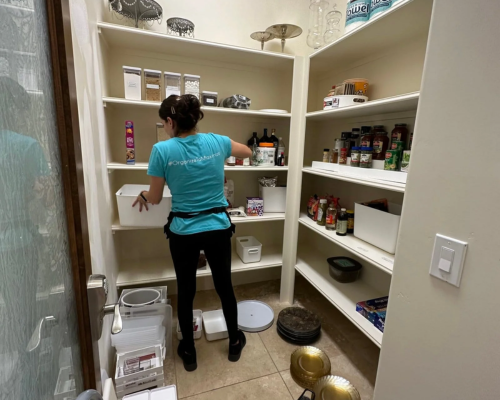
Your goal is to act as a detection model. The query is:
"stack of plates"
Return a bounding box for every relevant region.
[290,346,331,390]
[313,376,361,400]
[277,307,321,344]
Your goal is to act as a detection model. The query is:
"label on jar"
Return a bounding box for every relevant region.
[317,208,324,222]
[361,139,370,147]
[347,217,354,230]
[373,139,384,153]
[243,157,250,166]
[337,220,348,234]
[146,84,160,89]
[391,141,404,152]
[360,153,372,165]
[206,98,215,103]
[351,152,360,163]
[346,0,370,26]
[391,132,402,141]
[326,214,335,225]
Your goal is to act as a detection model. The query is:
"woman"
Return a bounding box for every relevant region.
[133,94,252,372]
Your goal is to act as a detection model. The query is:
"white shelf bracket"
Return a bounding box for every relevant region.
[98,26,102,34]
[103,101,107,108]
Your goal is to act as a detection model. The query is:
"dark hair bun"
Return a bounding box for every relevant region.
[159,94,204,135]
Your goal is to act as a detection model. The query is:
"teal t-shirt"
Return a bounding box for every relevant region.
[147,133,231,235]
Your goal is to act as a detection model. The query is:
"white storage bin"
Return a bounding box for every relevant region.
[116,184,172,227]
[177,310,202,340]
[354,202,402,254]
[236,236,262,264]
[54,366,76,400]
[259,186,287,213]
[117,373,164,399]
[123,66,142,100]
[115,345,163,387]
[202,309,228,341]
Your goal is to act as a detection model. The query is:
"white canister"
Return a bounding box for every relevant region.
[370,0,391,19]
[255,145,276,167]
[123,66,142,100]
[345,0,371,34]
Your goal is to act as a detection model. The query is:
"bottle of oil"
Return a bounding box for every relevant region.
[336,208,348,236]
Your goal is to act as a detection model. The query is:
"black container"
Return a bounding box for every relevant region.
[327,257,362,283]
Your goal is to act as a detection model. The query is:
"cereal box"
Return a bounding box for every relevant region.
[246,197,264,217]
[125,120,135,165]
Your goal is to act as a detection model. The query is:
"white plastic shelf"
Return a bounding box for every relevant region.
[296,247,385,346]
[299,215,394,274]
[302,167,405,193]
[102,97,292,119]
[98,22,294,72]
[107,162,288,172]
[116,245,282,287]
[309,0,434,74]
[306,92,419,121]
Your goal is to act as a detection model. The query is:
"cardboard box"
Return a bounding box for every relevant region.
[246,197,263,216]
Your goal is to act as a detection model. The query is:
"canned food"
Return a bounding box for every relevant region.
[384,150,400,171]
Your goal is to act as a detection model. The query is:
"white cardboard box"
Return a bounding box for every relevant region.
[259,186,287,213]
[116,184,172,227]
[202,309,229,341]
[354,202,402,254]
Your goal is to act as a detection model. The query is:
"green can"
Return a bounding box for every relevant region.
[391,140,404,152]
[384,150,400,171]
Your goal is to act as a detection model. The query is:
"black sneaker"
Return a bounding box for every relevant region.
[228,330,246,362]
[177,341,197,372]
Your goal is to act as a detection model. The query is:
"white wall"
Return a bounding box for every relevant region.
[374,1,500,399]
[68,0,118,378]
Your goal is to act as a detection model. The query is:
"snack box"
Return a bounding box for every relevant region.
[246,197,264,217]
[356,296,388,322]
[374,317,385,333]
[126,120,135,165]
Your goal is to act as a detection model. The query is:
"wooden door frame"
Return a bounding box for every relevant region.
[45,0,98,390]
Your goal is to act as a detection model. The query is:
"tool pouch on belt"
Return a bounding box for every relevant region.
[164,207,235,239]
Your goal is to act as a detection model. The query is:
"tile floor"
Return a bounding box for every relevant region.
[163,274,380,399]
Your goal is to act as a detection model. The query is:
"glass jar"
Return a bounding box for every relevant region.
[326,203,337,231]
[164,71,181,97]
[324,4,343,44]
[323,149,330,163]
[346,210,355,234]
[202,91,218,107]
[372,131,389,160]
[339,148,348,164]
[336,208,348,236]
[184,74,200,99]
[350,147,361,167]
[317,199,328,226]
[144,69,162,101]
[360,147,373,168]
[307,0,330,49]
[391,123,409,147]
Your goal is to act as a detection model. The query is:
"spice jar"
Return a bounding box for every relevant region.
[372,131,389,160]
[123,66,142,100]
[164,71,181,97]
[346,210,355,234]
[350,147,361,167]
[339,147,348,165]
[360,147,373,168]
[184,74,200,99]
[323,149,330,163]
[326,203,337,231]
[144,69,162,101]
[202,91,218,107]
[391,123,409,147]
[317,199,328,226]
[360,126,374,148]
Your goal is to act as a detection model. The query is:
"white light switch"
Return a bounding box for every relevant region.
[430,234,467,287]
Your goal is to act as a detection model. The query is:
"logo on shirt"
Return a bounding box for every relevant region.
[168,152,221,166]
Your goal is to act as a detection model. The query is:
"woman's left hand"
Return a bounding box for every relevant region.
[132,192,149,212]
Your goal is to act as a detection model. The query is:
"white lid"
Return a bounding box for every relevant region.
[164,71,181,76]
[237,300,274,333]
[202,91,218,95]
[144,69,161,74]
[320,199,327,204]
[184,74,200,79]
[123,66,141,72]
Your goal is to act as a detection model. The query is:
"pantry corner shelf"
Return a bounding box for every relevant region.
[299,214,394,275]
[102,97,292,119]
[302,167,406,193]
[306,92,419,121]
[116,245,283,287]
[98,22,294,72]
[296,248,385,346]
[309,0,434,74]
[107,162,289,172]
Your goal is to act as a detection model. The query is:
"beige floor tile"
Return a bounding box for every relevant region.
[174,332,277,398]
[183,373,293,400]
[163,346,177,387]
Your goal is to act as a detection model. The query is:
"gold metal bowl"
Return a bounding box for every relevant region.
[313,375,361,400]
[290,346,331,379]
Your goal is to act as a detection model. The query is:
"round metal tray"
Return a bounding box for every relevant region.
[313,376,361,400]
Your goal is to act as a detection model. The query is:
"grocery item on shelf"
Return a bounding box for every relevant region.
[256,142,276,167]
[384,149,400,170]
[345,0,371,33]
[360,147,373,168]
[260,128,271,143]
[144,69,161,102]
[356,296,388,333]
[349,129,360,153]
[316,199,328,226]
[347,210,355,233]
[325,202,337,231]
[123,66,142,100]
[327,256,362,283]
[391,123,409,147]
[184,74,200,99]
[125,121,135,165]
[336,208,348,236]
[226,156,236,166]
[372,130,389,160]
[370,0,392,19]
[322,149,330,163]
[350,147,361,167]
[270,129,279,164]
[156,122,168,142]
[248,132,259,166]
[307,195,319,220]
[391,140,404,152]
[331,94,368,108]
[224,178,234,208]
[344,78,369,96]
[401,150,411,172]
[201,91,218,106]
[339,147,348,165]
[323,96,334,110]
[220,94,251,109]
[277,137,286,166]
[360,126,373,147]
[164,71,181,97]
[246,197,264,216]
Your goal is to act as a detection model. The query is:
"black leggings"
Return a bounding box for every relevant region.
[169,228,238,350]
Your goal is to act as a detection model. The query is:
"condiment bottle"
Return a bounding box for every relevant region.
[360,125,374,148]
[260,128,271,143]
[372,131,389,160]
[360,147,373,168]
[341,132,351,155]
[317,199,328,226]
[350,147,361,167]
[336,208,348,236]
[326,203,337,231]
[346,210,355,234]
[339,147,348,165]
[391,123,409,147]
[270,128,279,164]
[323,149,330,163]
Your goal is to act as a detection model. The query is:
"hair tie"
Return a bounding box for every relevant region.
[171,106,176,114]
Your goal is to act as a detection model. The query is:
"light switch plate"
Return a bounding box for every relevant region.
[429,234,468,287]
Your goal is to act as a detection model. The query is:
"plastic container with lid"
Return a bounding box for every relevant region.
[164,71,181,97]
[184,74,200,99]
[328,257,362,283]
[201,91,218,106]
[256,142,275,167]
[350,147,361,167]
[144,69,161,101]
[372,131,389,160]
[123,66,142,100]
[391,123,409,147]
[360,147,373,168]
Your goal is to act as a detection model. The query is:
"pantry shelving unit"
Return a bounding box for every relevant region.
[96,20,302,289]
